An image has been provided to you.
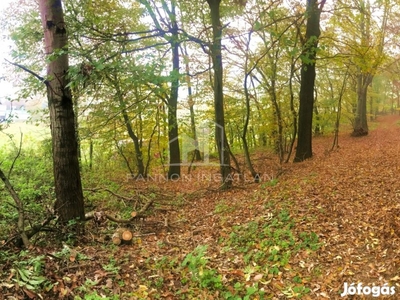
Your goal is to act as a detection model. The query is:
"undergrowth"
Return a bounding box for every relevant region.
[146,208,321,299]
[0,142,320,299]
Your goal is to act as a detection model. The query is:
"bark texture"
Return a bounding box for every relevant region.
[294,0,326,162]
[39,0,85,222]
[167,6,181,179]
[206,0,232,188]
[352,73,371,136]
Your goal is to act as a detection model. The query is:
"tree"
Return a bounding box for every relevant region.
[181,43,202,165]
[227,1,303,163]
[294,0,326,162]
[139,0,181,179]
[351,0,389,136]
[38,0,85,223]
[65,0,161,178]
[242,31,260,180]
[206,0,232,189]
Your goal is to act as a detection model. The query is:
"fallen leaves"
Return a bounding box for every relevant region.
[2,115,400,298]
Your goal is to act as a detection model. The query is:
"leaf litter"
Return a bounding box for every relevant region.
[1,115,400,299]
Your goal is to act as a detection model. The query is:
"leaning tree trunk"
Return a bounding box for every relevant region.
[294,0,326,162]
[39,0,85,223]
[119,99,145,177]
[207,0,232,189]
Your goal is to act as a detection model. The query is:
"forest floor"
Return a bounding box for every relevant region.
[2,114,400,299]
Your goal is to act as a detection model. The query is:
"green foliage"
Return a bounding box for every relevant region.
[0,143,54,236]
[223,283,263,300]
[103,257,121,275]
[228,215,296,267]
[297,231,320,251]
[222,209,320,298]
[147,208,320,298]
[214,199,236,214]
[261,178,279,188]
[10,251,52,292]
[3,2,47,101]
[181,245,223,290]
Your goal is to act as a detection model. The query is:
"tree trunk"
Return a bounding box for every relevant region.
[39,0,85,223]
[207,0,232,189]
[285,45,298,163]
[119,100,145,177]
[138,0,181,179]
[313,89,323,136]
[352,74,371,136]
[106,72,146,177]
[269,78,284,163]
[294,0,326,162]
[89,139,93,170]
[0,168,30,248]
[182,44,202,163]
[243,69,258,181]
[351,0,387,136]
[396,83,400,116]
[167,10,181,179]
[331,68,349,150]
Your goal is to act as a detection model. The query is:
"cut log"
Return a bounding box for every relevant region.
[121,229,133,241]
[112,228,133,245]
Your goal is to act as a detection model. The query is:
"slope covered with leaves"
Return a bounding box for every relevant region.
[1,115,400,299]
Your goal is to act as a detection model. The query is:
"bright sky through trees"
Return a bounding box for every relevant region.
[0,0,13,99]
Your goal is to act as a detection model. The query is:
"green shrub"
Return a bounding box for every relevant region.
[0,144,54,238]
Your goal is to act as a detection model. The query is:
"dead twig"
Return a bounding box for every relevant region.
[0,168,30,248]
[164,235,181,248]
[6,131,23,178]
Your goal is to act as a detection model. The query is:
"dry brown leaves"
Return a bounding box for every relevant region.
[3,115,400,299]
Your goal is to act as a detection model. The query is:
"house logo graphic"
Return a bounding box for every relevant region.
[168,121,226,167]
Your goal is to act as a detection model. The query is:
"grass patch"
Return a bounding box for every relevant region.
[0,122,49,148]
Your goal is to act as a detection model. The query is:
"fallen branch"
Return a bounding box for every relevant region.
[1,217,56,249]
[85,195,155,224]
[26,215,56,239]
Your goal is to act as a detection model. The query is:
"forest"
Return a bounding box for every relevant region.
[1,0,400,299]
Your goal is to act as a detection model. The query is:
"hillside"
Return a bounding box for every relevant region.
[1,115,400,299]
